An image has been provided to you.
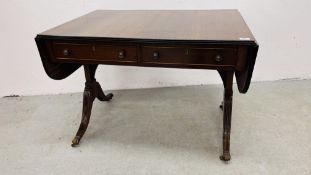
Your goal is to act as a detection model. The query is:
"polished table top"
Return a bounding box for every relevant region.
[39,10,256,42]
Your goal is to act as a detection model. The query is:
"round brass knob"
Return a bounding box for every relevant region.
[63,49,70,56]
[215,54,223,62]
[153,51,159,59]
[118,50,125,59]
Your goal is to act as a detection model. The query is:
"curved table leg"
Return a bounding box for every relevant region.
[71,64,113,147]
[72,88,95,146]
[219,71,234,161]
[96,82,114,101]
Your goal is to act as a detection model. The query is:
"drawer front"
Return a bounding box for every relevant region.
[53,43,93,59]
[141,45,237,66]
[93,45,137,61]
[52,43,137,62]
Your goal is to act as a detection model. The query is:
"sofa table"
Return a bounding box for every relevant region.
[35,10,259,161]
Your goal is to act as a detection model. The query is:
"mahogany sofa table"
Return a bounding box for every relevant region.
[35,10,259,161]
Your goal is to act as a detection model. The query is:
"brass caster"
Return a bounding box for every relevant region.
[219,101,223,110]
[97,93,114,101]
[106,93,114,101]
[220,154,231,161]
[71,136,81,147]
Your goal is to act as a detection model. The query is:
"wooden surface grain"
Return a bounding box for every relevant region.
[40,10,256,42]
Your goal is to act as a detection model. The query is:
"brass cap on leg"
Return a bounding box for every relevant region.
[71,136,81,147]
[220,154,231,161]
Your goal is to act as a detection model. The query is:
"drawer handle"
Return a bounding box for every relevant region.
[63,49,70,56]
[118,50,125,59]
[153,51,159,59]
[215,54,223,62]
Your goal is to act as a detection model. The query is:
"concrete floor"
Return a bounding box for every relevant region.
[0,80,310,175]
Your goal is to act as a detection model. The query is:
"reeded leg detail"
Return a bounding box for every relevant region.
[219,94,232,161]
[71,65,113,147]
[218,71,234,161]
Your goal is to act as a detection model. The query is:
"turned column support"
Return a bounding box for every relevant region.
[71,64,113,147]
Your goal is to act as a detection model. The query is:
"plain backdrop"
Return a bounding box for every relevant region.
[0,0,310,96]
